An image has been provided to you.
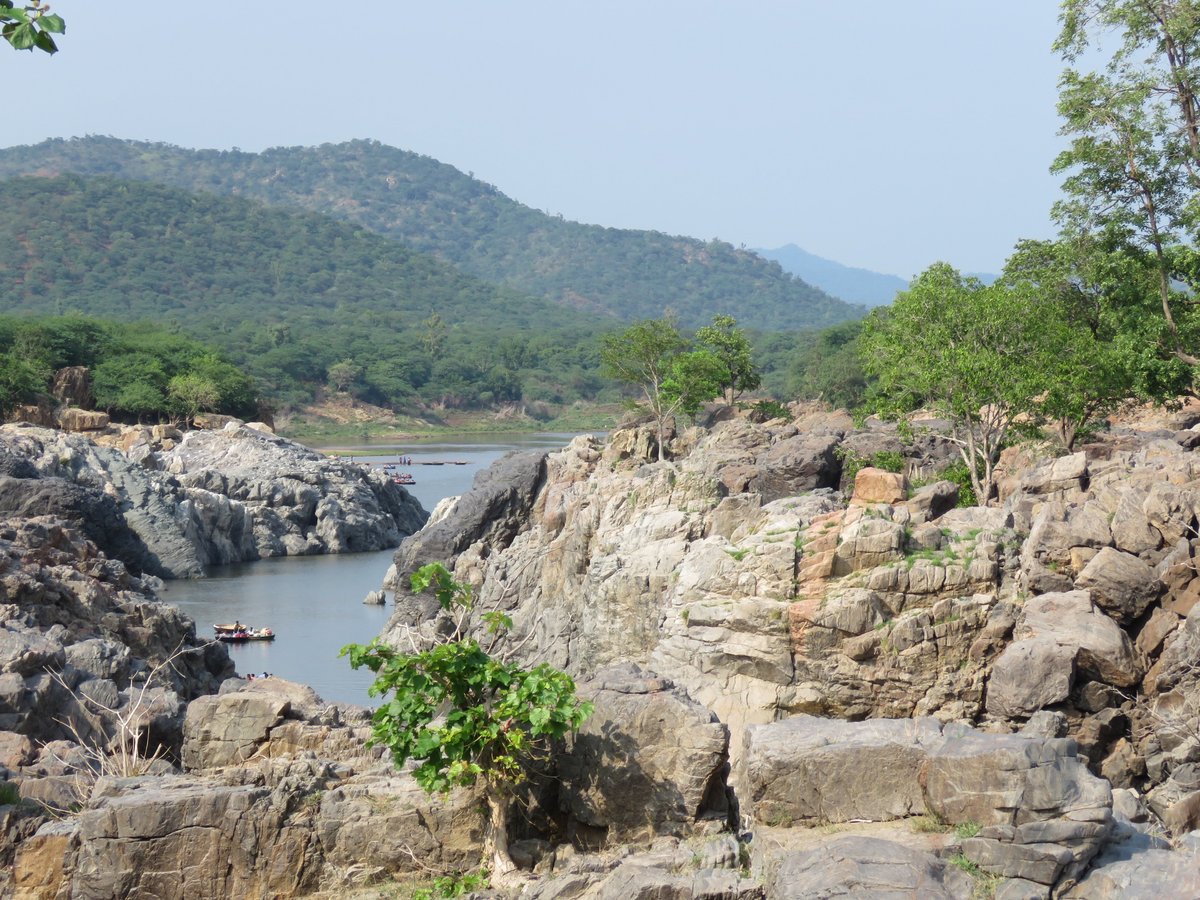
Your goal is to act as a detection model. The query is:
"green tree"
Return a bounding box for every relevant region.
[342,564,592,878]
[860,263,1061,504]
[789,320,868,410]
[167,373,221,425]
[695,314,761,406]
[92,353,168,415]
[1054,0,1200,369]
[326,359,360,393]
[600,317,720,461]
[0,353,47,418]
[1002,238,1189,448]
[1,1,64,53]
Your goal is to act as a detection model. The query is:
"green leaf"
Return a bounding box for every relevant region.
[39,13,64,33]
[6,20,34,49]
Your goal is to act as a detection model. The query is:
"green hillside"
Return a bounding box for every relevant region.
[0,175,612,409]
[0,136,864,331]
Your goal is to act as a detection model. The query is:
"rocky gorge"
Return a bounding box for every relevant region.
[0,407,1199,897]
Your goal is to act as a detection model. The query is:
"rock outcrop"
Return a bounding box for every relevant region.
[0,423,427,578]
[369,411,1200,896]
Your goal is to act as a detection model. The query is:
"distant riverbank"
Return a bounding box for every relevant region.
[276,396,621,446]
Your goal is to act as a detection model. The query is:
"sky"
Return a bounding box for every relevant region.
[5,2,1071,279]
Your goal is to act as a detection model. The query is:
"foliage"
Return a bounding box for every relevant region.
[860,263,1059,504]
[937,460,979,508]
[835,445,905,486]
[600,317,722,461]
[1054,0,1200,373]
[694,314,761,405]
[0,136,865,332]
[0,174,618,413]
[749,398,791,421]
[1,1,64,53]
[1001,238,1188,447]
[167,373,221,424]
[0,315,257,424]
[787,319,869,410]
[411,869,490,900]
[341,563,592,874]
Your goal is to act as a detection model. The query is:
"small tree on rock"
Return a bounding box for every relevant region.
[600,317,722,461]
[342,564,592,879]
[695,314,761,406]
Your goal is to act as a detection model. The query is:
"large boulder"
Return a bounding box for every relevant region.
[556,665,730,842]
[387,448,548,597]
[739,716,945,825]
[767,835,975,900]
[987,591,1140,719]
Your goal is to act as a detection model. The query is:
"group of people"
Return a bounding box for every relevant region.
[245,672,273,681]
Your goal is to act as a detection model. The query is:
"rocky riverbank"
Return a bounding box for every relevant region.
[0,420,428,578]
[3,407,1200,897]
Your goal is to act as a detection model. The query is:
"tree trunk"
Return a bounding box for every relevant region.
[484,788,516,880]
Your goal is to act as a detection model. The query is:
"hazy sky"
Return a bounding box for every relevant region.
[7,2,1069,279]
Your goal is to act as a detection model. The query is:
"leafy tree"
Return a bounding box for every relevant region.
[1,1,64,53]
[695,314,761,405]
[859,263,1063,504]
[788,319,868,410]
[600,317,721,461]
[0,353,47,418]
[1001,238,1189,448]
[167,373,221,425]
[1054,0,1200,369]
[342,564,592,878]
[327,359,360,393]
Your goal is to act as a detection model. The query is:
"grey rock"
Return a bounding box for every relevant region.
[1074,547,1161,624]
[557,665,729,840]
[740,715,944,825]
[767,835,975,900]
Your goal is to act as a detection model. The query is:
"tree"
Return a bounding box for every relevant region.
[1001,238,1189,448]
[695,314,761,406]
[326,359,360,393]
[1,1,64,53]
[600,317,721,461]
[0,352,47,419]
[788,319,868,410]
[859,263,1063,504]
[342,564,591,878]
[1054,0,1200,370]
[167,373,220,425]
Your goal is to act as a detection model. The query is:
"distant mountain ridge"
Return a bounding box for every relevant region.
[755,245,907,308]
[0,137,866,331]
[758,244,999,306]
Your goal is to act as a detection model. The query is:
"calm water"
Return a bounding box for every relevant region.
[160,433,584,706]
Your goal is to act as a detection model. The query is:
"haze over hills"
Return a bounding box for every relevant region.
[755,244,908,308]
[0,136,865,332]
[759,244,1001,306]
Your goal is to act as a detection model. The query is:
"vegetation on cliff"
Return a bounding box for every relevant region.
[344,563,591,877]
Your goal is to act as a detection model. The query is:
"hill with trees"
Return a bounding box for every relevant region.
[0,174,615,411]
[0,137,864,331]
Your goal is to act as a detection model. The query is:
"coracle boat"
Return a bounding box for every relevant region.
[214,623,276,643]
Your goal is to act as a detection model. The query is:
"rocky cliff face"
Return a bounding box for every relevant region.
[375,410,1200,897]
[8,409,1200,898]
[0,422,427,578]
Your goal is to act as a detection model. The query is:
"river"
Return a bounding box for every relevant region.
[159,432,583,707]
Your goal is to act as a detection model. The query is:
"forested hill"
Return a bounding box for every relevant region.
[0,175,614,407]
[0,136,864,331]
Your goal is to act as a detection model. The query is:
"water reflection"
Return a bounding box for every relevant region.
[160,433,584,706]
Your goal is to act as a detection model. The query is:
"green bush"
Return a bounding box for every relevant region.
[939,461,978,508]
